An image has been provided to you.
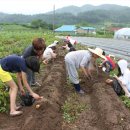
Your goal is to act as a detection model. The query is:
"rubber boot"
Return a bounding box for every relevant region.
[73,84,81,92]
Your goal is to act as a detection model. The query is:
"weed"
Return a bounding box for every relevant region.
[120,96,130,108]
[62,93,87,123]
[0,84,9,112]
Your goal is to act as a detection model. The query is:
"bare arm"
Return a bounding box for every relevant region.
[80,66,89,77]
[16,73,25,95]
[80,66,93,80]
[21,72,41,99]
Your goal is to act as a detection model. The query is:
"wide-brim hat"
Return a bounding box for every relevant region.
[25,56,40,73]
[88,47,106,59]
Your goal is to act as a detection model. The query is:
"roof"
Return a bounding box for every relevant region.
[55,25,76,32]
[114,28,130,36]
[79,27,96,30]
[107,27,121,32]
[114,28,130,39]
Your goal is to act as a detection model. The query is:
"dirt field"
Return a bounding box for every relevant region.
[0,46,130,130]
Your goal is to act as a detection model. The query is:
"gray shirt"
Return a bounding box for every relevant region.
[65,50,91,69]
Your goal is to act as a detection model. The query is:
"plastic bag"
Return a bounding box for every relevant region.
[19,92,35,106]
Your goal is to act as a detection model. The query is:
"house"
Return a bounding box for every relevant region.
[76,27,96,34]
[54,25,77,34]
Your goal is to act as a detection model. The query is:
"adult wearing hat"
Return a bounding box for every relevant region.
[65,48,105,94]
[0,54,42,116]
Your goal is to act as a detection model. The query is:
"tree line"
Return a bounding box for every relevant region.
[0,8,130,27]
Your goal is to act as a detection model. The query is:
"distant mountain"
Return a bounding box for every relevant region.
[0,4,130,25]
[47,5,79,15]
[47,4,129,15]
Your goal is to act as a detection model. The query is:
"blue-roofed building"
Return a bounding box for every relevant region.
[77,26,96,34]
[55,25,77,34]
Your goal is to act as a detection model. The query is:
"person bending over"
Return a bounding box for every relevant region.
[65,48,106,94]
[0,55,42,116]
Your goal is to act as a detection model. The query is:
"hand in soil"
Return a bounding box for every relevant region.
[38,97,53,105]
[85,75,93,81]
[31,93,42,100]
[106,79,113,85]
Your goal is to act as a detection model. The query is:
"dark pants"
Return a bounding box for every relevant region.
[73,84,81,92]
[26,67,35,86]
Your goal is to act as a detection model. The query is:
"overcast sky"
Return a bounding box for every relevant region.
[0,0,130,15]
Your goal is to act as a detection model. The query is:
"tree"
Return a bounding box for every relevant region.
[31,19,43,28]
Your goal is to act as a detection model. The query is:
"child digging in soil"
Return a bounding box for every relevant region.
[62,39,76,52]
[43,46,57,64]
[22,38,46,87]
[66,35,77,45]
[65,48,106,94]
[100,51,116,73]
[0,55,43,116]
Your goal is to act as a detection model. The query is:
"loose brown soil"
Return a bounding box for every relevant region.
[1,47,130,130]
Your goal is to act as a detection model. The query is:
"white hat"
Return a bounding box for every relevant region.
[88,47,106,59]
[54,40,59,44]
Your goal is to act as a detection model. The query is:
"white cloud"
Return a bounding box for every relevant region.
[0,0,130,14]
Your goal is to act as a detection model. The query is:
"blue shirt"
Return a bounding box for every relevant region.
[0,55,27,73]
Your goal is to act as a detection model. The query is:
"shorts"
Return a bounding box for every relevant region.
[0,66,12,82]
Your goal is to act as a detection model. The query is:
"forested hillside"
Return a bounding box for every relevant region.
[0,4,130,25]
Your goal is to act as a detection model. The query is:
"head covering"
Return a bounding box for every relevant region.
[88,47,106,59]
[25,56,40,73]
[53,40,59,44]
[118,59,128,74]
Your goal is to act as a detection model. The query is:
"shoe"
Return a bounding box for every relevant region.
[10,111,23,117]
[31,82,41,87]
[78,90,85,94]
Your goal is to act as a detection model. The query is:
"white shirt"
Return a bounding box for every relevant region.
[118,60,130,91]
[65,50,91,69]
[43,48,53,60]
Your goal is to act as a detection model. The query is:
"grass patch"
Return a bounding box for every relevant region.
[120,96,130,108]
[62,93,88,123]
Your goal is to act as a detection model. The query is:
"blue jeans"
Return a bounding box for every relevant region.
[26,67,35,86]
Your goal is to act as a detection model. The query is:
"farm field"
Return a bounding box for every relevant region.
[0,25,130,130]
[74,36,130,66]
[57,36,130,66]
[1,45,130,130]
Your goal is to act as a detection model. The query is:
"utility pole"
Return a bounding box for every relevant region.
[53,4,55,34]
